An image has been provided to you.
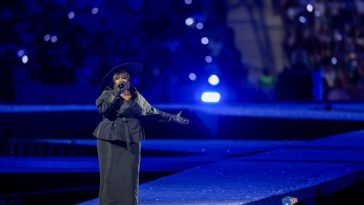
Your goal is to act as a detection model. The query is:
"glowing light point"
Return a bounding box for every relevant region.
[189,73,197,81]
[208,74,220,86]
[201,92,220,103]
[201,37,209,45]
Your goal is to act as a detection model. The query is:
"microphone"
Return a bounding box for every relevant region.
[118,82,127,90]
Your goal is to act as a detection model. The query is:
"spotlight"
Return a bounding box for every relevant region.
[208,74,219,86]
[201,92,220,103]
[306,4,313,12]
[68,11,75,19]
[22,55,29,64]
[184,0,192,5]
[51,36,58,43]
[196,22,204,30]
[44,34,51,42]
[205,56,212,63]
[189,73,197,81]
[185,17,194,26]
[91,7,99,14]
[201,37,209,45]
[299,16,306,23]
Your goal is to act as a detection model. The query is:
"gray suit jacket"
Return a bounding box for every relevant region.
[93,87,170,143]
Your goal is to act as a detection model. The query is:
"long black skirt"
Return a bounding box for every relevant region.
[97,139,141,205]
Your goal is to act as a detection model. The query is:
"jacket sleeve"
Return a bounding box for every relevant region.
[134,91,175,122]
[96,91,122,115]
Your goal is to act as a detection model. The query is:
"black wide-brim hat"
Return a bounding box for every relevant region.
[98,62,143,91]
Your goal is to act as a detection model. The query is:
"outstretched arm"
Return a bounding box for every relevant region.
[135,91,189,125]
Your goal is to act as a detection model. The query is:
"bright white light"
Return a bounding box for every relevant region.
[189,73,197,81]
[44,34,51,42]
[51,36,58,43]
[208,74,220,86]
[196,22,204,30]
[184,0,192,5]
[68,11,75,19]
[17,49,25,57]
[185,17,194,26]
[205,55,212,63]
[331,57,337,65]
[201,92,220,103]
[22,55,28,64]
[306,4,314,12]
[91,7,99,14]
[201,37,209,45]
[299,16,306,23]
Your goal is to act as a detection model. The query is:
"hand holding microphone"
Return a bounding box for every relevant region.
[114,81,127,97]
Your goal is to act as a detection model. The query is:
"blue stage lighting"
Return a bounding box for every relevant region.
[205,55,212,63]
[17,49,25,57]
[196,22,204,30]
[51,36,58,43]
[208,74,219,86]
[185,17,194,26]
[299,16,306,23]
[184,0,192,5]
[22,55,28,64]
[201,92,220,103]
[201,37,209,45]
[91,7,99,14]
[306,4,313,12]
[44,34,50,42]
[189,73,197,81]
[68,11,75,19]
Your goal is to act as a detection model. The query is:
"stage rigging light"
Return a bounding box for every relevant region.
[17,49,25,57]
[208,74,219,86]
[22,55,28,64]
[201,92,220,103]
[91,7,99,14]
[44,34,50,42]
[185,17,194,26]
[201,37,209,45]
[51,36,58,43]
[205,56,212,63]
[306,4,313,12]
[68,11,75,19]
[299,16,306,23]
[196,22,204,30]
[189,73,197,81]
[184,0,192,5]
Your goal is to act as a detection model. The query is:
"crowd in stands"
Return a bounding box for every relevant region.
[279,0,364,100]
[0,0,245,103]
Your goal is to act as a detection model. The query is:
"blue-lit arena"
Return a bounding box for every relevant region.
[2,1,364,205]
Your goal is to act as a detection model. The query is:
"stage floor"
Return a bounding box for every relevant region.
[73,130,364,205]
[2,103,364,204]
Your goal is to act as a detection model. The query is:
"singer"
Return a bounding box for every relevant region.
[93,63,189,205]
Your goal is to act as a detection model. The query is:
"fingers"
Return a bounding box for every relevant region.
[177,111,182,116]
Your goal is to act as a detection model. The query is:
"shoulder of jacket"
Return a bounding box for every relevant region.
[96,89,114,103]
